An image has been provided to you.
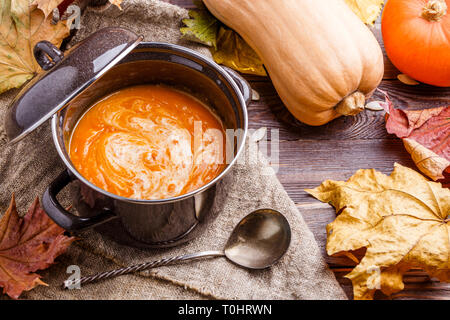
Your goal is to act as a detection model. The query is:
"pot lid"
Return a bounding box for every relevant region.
[4,27,143,144]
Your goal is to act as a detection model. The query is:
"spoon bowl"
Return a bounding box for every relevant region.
[225,209,291,269]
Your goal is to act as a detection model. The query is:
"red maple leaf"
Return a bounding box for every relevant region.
[382,96,450,186]
[0,195,75,299]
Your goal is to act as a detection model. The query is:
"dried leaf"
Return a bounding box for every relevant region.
[344,0,384,25]
[179,1,266,76]
[0,0,71,94]
[382,97,450,183]
[211,27,266,76]
[31,0,64,17]
[403,138,450,183]
[0,195,75,299]
[306,163,450,300]
[180,0,219,48]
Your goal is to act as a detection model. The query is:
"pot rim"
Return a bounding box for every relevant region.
[51,41,248,204]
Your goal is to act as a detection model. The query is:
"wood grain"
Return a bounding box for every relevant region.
[166,0,450,300]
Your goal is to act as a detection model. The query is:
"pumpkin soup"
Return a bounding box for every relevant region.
[69,85,226,200]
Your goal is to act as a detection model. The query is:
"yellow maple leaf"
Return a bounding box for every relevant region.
[344,0,384,25]
[306,163,450,300]
[0,0,71,94]
[211,27,266,77]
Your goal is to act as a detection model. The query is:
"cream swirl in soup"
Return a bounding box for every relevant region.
[69,85,226,200]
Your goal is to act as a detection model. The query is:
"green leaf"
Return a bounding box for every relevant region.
[180,0,219,48]
[179,1,265,76]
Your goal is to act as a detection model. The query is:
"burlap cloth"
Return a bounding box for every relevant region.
[0,0,347,300]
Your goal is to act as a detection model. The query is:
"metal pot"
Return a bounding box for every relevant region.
[4,28,249,247]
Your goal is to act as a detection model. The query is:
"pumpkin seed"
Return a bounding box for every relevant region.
[365,101,385,111]
[252,89,260,101]
[397,74,420,85]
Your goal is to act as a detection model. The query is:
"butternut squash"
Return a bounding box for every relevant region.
[203,0,384,125]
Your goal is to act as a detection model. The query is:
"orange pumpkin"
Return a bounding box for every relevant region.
[382,0,450,87]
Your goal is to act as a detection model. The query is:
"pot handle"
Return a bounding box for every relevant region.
[42,170,117,231]
[222,67,252,106]
[34,41,64,71]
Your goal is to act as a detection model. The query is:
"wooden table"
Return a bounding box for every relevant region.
[166,0,450,300]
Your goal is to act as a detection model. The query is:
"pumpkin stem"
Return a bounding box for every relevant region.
[335,91,365,116]
[422,0,447,22]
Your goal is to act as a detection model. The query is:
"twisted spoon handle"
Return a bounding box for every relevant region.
[63,250,224,289]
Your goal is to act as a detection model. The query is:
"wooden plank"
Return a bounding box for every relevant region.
[248,81,391,141]
[273,139,416,204]
[374,80,450,110]
[371,23,400,80]
[246,77,450,143]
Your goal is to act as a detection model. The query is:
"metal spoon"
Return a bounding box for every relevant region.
[63,208,291,289]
